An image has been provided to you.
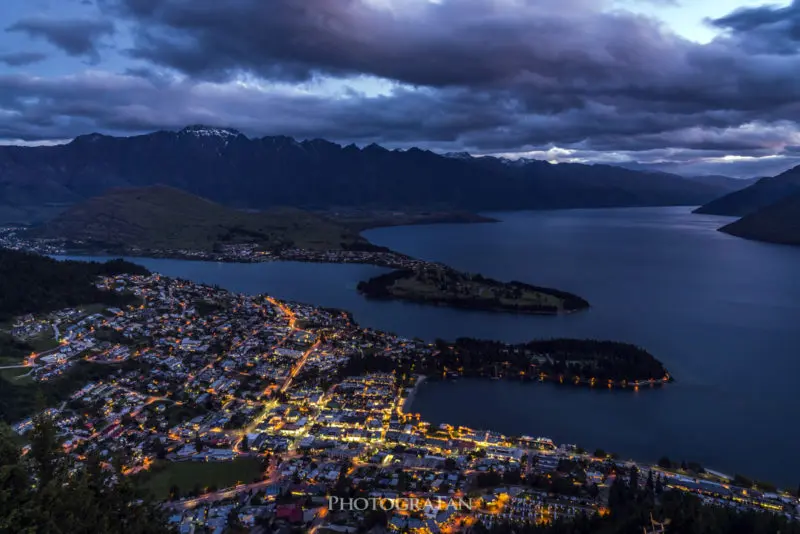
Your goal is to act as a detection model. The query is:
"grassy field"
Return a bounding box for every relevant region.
[27,332,60,353]
[0,355,22,366]
[0,367,32,383]
[0,333,33,366]
[138,458,264,500]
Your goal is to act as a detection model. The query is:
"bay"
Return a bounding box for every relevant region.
[62,206,800,486]
[365,207,800,487]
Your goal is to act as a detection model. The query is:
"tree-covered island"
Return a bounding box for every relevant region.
[357,264,589,314]
[341,337,671,389]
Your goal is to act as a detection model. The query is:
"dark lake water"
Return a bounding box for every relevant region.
[64,206,800,486]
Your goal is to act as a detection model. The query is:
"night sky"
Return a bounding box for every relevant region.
[1,0,799,177]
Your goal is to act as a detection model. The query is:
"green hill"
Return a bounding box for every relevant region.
[30,185,373,252]
[720,192,800,246]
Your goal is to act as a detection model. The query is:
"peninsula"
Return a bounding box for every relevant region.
[6,186,592,315]
[719,192,800,246]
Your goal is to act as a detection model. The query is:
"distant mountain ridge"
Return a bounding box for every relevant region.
[0,125,752,223]
[694,165,800,216]
[685,174,760,192]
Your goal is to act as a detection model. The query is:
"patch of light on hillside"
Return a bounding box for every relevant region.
[488,147,635,165]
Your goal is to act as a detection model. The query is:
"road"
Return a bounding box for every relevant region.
[265,296,297,329]
[0,337,66,373]
[280,340,321,393]
[163,298,324,512]
[263,295,321,393]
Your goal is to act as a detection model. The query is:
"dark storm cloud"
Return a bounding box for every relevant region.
[95,0,800,124]
[0,72,512,143]
[0,51,47,66]
[2,0,800,177]
[710,0,800,54]
[1,68,796,177]
[0,70,793,157]
[100,0,693,87]
[6,16,115,58]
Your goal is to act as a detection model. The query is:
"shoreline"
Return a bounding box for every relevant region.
[401,375,427,414]
[49,252,668,390]
[424,373,671,390]
[55,248,592,316]
[53,247,418,270]
[337,211,500,232]
[358,292,586,316]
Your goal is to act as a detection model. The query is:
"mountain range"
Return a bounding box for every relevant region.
[688,163,800,245]
[694,165,800,217]
[0,125,754,224]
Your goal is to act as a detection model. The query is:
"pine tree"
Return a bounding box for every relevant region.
[630,466,639,492]
[154,438,166,459]
[0,419,171,533]
[28,411,63,487]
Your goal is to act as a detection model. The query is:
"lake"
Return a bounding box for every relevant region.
[65,206,800,486]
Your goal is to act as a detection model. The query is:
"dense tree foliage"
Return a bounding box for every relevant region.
[0,416,171,533]
[445,338,669,382]
[337,337,667,385]
[0,248,148,320]
[357,267,590,313]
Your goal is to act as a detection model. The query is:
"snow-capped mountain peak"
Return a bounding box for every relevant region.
[496,157,541,167]
[179,125,244,138]
[443,151,474,160]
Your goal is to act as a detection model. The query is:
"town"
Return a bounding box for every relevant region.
[3,271,798,533]
[0,225,427,270]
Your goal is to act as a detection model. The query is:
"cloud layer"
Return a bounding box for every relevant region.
[1,0,800,176]
[6,16,115,60]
